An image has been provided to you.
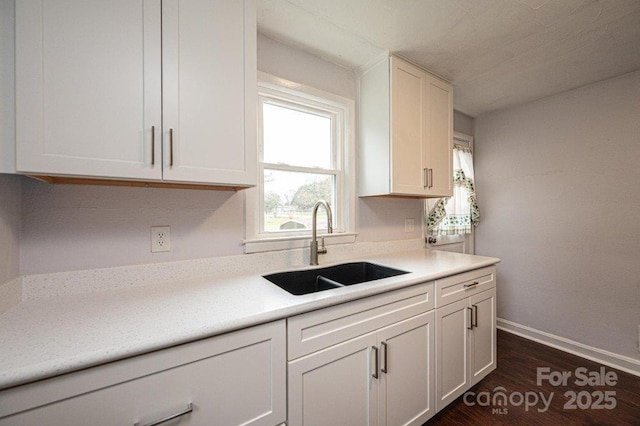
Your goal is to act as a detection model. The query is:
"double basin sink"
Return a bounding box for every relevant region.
[263,262,409,296]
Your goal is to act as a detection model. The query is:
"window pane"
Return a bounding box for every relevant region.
[263,103,332,168]
[263,169,335,233]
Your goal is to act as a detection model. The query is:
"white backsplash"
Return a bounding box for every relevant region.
[21,238,425,300]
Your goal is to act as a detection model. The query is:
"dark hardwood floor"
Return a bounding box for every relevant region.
[426,330,640,425]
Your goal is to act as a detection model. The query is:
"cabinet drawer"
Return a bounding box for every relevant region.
[435,266,496,308]
[287,282,433,360]
[0,321,286,426]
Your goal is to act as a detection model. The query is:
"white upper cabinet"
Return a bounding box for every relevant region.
[423,72,454,197]
[359,55,453,198]
[14,0,256,188]
[161,0,256,186]
[15,0,163,181]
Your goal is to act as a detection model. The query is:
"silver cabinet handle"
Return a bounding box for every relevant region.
[428,168,433,188]
[372,346,379,379]
[169,128,174,167]
[463,281,479,289]
[151,126,155,166]
[472,304,478,328]
[467,307,473,330]
[134,403,193,426]
[381,341,388,374]
[423,168,428,188]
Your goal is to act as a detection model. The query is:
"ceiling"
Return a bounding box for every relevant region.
[257,0,640,116]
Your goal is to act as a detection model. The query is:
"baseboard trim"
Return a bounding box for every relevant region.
[497,318,640,377]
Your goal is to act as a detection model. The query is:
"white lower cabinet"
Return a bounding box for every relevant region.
[377,312,436,426]
[435,267,497,411]
[288,332,378,426]
[0,320,286,426]
[0,266,497,426]
[287,283,436,426]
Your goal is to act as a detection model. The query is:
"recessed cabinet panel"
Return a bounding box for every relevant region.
[424,75,453,196]
[378,311,436,426]
[436,298,469,411]
[15,0,162,180]
[162,0,256,186]
[469,288,497,385]
[391,59,425,195]
[288,333,377,426]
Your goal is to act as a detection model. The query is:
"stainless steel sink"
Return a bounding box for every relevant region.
[263,262,409,295]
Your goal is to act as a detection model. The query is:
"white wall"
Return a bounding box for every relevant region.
[0,174,20,283]
[20,181,245,274]
[258,34,357,100]
[474,71,640,360]
[453,110,473,136]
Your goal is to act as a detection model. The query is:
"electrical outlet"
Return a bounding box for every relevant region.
[151,226,171,253]
[404,218,415,233]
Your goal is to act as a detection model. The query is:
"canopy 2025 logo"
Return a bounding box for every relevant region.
[463,366,618,414]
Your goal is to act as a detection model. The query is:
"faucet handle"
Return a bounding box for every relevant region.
[318,237,328,255]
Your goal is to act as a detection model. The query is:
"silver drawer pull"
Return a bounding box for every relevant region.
[381,341,388,374]
[472,304,478,328]
[463,281,479,289]
[134,403,193,426]
[151,126,155,166]
[169,128,174,167]
[372,346,379,379]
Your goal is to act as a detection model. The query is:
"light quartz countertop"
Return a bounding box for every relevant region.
[0,249,499,391]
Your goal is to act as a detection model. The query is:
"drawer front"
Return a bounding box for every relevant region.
[0,321,286,426]
[435,266,496,308]
[287,282,434,360]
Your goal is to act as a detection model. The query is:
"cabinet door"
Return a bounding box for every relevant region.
[15,0,162,180]
[377,311,436,426]
[435,298,470,411]
[288,332,378,426]
[161,0,256,186]
[423,74,453,197]
[469,288,497,386]
[390,57,427,196]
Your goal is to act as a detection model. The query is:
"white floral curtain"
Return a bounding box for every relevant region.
[425,145,480,235]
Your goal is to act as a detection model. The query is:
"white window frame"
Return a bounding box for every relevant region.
[244,72,356,253]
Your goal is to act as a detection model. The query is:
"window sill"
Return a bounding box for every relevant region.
[243,232,358,254]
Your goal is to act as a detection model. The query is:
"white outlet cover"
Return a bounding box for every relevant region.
[151,226,171,253]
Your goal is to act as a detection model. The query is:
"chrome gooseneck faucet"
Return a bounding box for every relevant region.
[310,200,333,265]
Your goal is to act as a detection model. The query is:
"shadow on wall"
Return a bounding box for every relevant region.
[20,178,245,274]
[0,174,21,284]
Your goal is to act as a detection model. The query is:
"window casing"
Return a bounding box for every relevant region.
[244,73,355,253]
